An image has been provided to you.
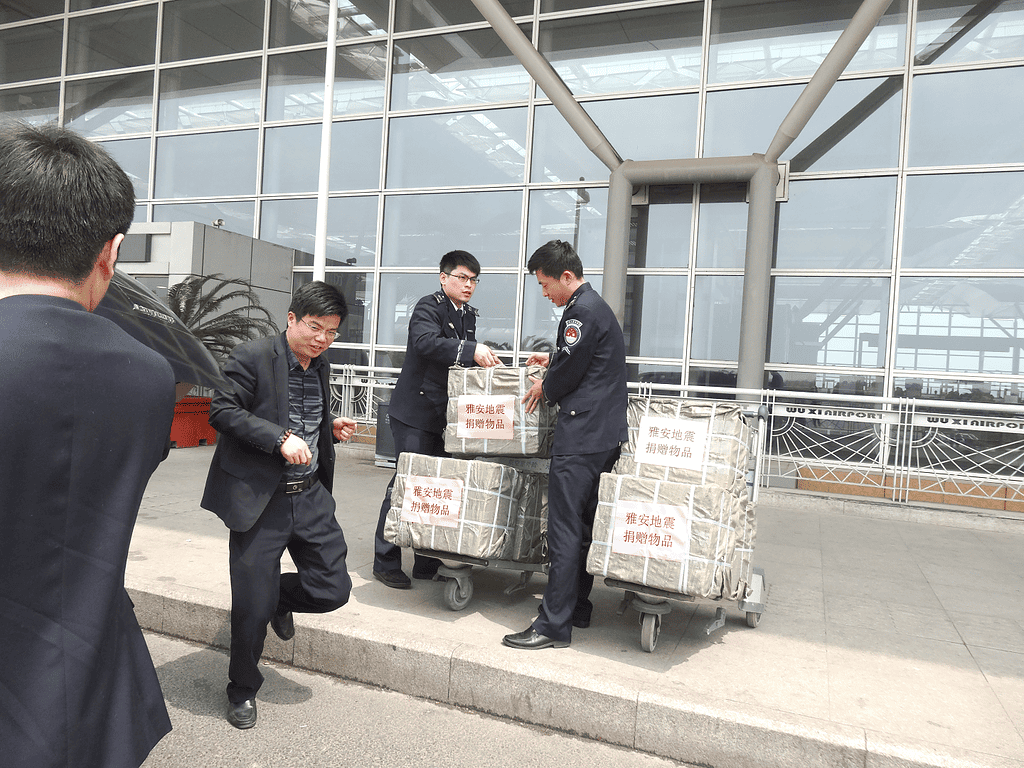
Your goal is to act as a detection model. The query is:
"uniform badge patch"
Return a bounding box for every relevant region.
[564,318,583,346]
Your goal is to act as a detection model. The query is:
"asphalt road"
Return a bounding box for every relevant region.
[141,632,694,768]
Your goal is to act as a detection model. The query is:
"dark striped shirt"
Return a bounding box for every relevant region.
[283,346,326,480]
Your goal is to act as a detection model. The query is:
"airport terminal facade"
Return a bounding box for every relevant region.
[2,0,1023,405]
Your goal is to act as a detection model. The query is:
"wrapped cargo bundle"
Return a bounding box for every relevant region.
[724,498,756,602]
[614,397,751,500]
[586,473,744,599]
[444,365,556,457]
[485,457,549,565]
[384,452,540,561]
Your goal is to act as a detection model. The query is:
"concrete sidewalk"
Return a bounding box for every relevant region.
[128,444,1024,768]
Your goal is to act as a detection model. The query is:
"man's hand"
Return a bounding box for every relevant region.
[333,416,357,442]
[522,376,545,414]
[474,343,502,367]
[280,434,312,465]
[525,352,550,368]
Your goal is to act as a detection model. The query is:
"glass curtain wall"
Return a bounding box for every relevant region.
[2,0,1023,402]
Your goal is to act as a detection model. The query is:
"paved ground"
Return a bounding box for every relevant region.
[127,444,1024,768]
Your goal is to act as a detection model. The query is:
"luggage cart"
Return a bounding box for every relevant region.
[599,402,769,652]
[414,456,550,612]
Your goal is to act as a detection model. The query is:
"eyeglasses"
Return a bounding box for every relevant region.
[300,318,339,340]
[444,272,480,285]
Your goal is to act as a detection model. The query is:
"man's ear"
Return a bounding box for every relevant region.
[98,233,124,279]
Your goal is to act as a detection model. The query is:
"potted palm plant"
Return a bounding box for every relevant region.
[166,274,279,447]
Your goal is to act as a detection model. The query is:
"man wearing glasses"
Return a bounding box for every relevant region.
[201,281,358,729]
[373,250,501,589]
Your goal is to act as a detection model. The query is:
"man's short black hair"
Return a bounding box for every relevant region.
[439,249,480,277]
[289,281,348,323]
[0,121,135,283]
[527,240,584,280]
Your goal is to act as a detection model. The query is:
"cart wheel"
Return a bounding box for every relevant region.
[640,612,661,652]
[444,577,473,611]
[746,611,760,628]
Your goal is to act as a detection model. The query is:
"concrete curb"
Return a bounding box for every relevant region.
[128,577,1022,768]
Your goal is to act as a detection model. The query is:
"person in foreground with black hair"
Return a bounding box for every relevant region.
[372,249,501,589]
[201,280,358,729]
[0,121,175,767]
[503,240,628,650]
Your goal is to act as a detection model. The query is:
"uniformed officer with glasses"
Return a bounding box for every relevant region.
[372,250,501,589]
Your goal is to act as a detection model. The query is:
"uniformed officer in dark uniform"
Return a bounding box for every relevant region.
[373,250,502,588]
[504,240,628,649]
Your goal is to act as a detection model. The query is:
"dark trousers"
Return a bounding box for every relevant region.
[532,446,620,642]
[373,417,444,576]
[227,481,351,703]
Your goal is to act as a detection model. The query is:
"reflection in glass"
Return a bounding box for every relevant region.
[386,108,527,188]
[695,184,746,269]
[0,22,63,84]
[382,190,520,267]
[893,375,1022,404]
[1,0,63,22]
[161,0,264,63]
[100,138,151,198]
[263,120,380,195]
[294,271,375,344]
[394,0,530,33]
[630,363,683,390]
[708,0,907,84]
[705,78,901,171]
[285,196,379,267]
[631,192,692,269]
[527,188,608,273]
[770,276,890,367]
[152,200,255,236]
[776,177,896,270]
[269,0,388,47]
[155,130,258,198]
[538,6,704,96]
[541,0,642,12]
[691,276,743,362]
[391,28,531,111]
[267,45,387,120]
[768,370,883,395]
[915,0,1024,66]
[70,0,133,9]
[472,273,518,353]
[67,7,157,75]
[532,94,698,183]
[158,60,260,130]
[0,84,59,124]
[376,273,444,348]
[521,274,604,351]
[902,172,1024,269]
[897,278,1024,375]
[623,274,688,358]
[66,73,153,136]
[330,120,382,190]
[909,67,1024,167]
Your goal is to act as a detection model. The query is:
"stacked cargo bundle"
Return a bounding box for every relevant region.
[587,397,756,601]
[385,366,555,567]
[385,452,538,560]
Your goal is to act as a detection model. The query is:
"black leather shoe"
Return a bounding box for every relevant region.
[270,609,294,641]
[502,627,570,650]
[227,698,257,729]
[373,569,412,589]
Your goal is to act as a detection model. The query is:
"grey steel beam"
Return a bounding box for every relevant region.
[469,0,623,172]
[765,0,896,164]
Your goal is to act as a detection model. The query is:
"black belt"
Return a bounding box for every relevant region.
[277,475,319,495]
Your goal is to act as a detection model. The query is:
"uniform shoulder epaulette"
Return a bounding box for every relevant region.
[431,290,445,303]
[466,304,480,317]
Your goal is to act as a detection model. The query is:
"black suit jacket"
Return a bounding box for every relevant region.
[201,332,337,532]
[0,294,175,768]
[541,283,628,455]
[389,291,479,434]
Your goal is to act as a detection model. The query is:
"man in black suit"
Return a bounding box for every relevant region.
[201,281,357,729]
[372,250,501,588]
[0,122,175,767]
[504,240,628,650]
